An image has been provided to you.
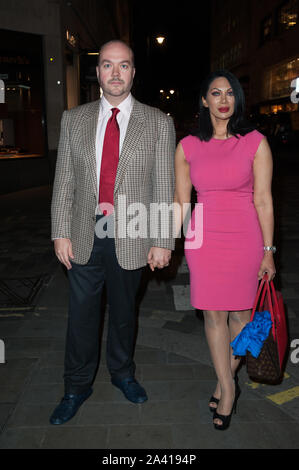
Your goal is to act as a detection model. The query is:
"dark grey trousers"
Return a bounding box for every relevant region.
[64,217,143,394]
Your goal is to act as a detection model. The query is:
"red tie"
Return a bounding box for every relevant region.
[99,108,120,215]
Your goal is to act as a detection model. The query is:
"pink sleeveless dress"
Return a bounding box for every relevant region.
[180,130,265,311]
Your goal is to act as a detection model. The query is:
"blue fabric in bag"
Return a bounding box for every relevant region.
[230,310,273,358]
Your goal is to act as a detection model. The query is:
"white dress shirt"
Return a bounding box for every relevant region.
[96,93,133,197]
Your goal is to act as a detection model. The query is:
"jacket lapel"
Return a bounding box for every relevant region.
[81,99,100,197]
[80,97,146,198]
[114,98,146,194]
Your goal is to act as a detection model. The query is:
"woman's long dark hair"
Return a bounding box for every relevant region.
[193,70,255,141]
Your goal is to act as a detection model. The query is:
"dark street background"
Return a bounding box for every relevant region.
[130,0,210,116]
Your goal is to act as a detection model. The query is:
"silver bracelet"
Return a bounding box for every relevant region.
[264,246,276,253]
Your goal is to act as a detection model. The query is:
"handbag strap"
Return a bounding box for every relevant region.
[269,279,281,328]
[265,277,276,341]
[250,274,267,320]
[269,279,280,307]
[259,280,267,310]
[250,274,277,341]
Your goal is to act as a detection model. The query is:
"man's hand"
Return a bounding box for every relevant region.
[54,238,74,270]
[147,247,171,271]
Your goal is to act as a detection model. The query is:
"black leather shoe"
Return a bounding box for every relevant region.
[111,377,148,404]
[49,388,93,425]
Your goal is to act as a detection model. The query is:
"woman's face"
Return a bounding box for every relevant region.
[202,77,235,122]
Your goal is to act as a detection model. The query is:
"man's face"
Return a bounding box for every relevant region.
[96,42,135,104]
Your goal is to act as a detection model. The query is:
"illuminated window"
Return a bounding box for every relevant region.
[260,105,271,114]
[263,57,299,99]
[271,104,284,114]
[277,0,298,33]
[66,30,77,48]
[260,102,298,114]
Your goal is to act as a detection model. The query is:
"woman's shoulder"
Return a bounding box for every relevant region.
[241,129,265,142]
[240,129,266,158]
[180,134,201,150]
[179,135,201,162]
[180,133,200,143]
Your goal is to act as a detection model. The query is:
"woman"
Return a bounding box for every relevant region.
[174,70,276,430]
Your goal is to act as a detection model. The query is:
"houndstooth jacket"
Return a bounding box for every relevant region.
[51,97,176,269]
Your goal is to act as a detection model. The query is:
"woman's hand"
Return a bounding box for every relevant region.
[147,247,171,271]
[258,253,276,281]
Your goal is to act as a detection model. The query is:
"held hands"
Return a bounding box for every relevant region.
[147,247,171,272]
[54,238,74,270]
[258,252,276,281]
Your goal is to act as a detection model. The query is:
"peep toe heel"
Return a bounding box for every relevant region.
[213,378,241,431]
[208,395,220,413]
[208,376,240,413]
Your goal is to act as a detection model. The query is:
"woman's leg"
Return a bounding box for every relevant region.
[209,309,252,413]
[229,309,252,376]
[203,310,235,425]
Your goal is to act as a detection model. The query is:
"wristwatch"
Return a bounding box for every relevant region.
[264,246,276,253]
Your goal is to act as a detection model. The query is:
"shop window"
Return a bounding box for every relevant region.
[263,57,299,100]
[271,104,284,114]
[260,105,271,114]
[0,30,45,158]
[260,102,298,114]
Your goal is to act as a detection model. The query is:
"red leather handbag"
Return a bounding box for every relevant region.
[246,274,288,383]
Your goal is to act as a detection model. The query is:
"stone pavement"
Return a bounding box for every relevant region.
[0,157,299,449]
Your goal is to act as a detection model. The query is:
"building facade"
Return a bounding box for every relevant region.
[210,0,299,124]
[0,0,131,193]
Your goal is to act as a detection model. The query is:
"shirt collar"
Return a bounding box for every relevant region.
[100,93,133,119]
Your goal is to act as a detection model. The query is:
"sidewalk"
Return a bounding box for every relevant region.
[0,175,299,449]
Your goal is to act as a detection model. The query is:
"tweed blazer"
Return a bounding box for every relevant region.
[51,97,176,269]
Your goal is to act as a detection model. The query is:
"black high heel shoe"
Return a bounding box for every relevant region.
[208,376,239,413]
[213,378,241,431]
[208,395,220,413]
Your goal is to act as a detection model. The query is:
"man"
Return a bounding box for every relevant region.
[50,40,176,425]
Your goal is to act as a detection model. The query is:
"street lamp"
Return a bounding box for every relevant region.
[156,36,165,45]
